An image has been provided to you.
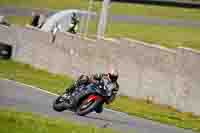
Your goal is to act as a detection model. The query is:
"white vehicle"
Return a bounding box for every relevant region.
[40,9,96,33]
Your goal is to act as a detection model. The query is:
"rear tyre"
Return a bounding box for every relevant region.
[76,96,103,116]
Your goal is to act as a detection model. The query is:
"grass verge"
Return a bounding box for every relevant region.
[5,16,32,26]
[0,60,200,132]
[88,21,200,50]
[0,108,117,133]
[105,22,200,50]
[0,0,91,11]
[110,2,200,20]
[0,0,200,20]
[0,60,73,94]
[107,96,200,132]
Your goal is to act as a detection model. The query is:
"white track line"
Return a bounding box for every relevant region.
[1,78,128,116]
[2,78,58,96]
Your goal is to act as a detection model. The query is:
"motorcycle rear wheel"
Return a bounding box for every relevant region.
[76,96,103,116]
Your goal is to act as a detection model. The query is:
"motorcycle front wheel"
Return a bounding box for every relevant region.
[53,94,69,112]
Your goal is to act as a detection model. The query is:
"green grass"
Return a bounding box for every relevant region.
[5,16,32,26]
[0,60,73,94]
[107,96,200,132]
[110,3,200,20]
[0,60,200,132]
[0,108,117,133]
[0,0,200,20]
[88,21,200,50]
[105,23,200,49]
[0,0,91,10]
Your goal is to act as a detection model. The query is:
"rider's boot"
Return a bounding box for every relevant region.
[66,77,87,94]
[95,104,103,113]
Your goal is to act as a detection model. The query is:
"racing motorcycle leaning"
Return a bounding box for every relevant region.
[52,80,112,116]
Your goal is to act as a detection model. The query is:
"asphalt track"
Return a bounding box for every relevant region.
[0,6,200,27]
[0,79,195,133]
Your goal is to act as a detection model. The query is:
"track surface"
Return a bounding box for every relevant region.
[0,79,195,133]
[0,6,200,27]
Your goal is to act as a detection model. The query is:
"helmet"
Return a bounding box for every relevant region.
[108,68,119,82]
[72,12,76,18]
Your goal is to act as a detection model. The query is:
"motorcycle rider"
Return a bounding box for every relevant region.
[68,12,79,34]
[65,68,119,112]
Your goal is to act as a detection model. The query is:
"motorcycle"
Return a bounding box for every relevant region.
[52,82,109,116]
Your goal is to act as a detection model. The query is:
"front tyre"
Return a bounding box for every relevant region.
[76,96,103,116]
[52,96,67,112]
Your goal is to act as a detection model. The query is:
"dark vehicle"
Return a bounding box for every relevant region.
[0,42,12,59]
[53,82,109,116]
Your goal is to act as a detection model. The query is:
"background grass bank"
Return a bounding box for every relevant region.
[105,23,200,49]
[5,16,32,26]
[88,21,200,50]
